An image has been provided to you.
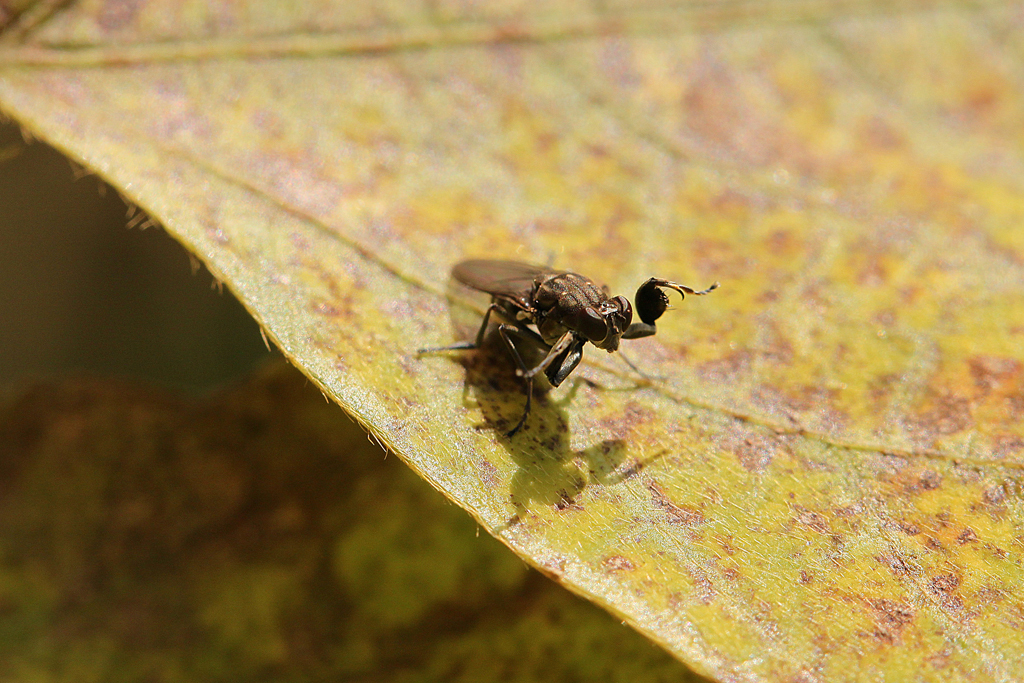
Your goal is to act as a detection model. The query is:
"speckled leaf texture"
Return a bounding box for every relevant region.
[2,1,1023,681]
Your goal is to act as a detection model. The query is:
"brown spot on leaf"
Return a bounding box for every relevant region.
[598,402,655,434]
[899,522,921,536]
[602,555,635,572]
[902,469,942,495]
[993,434,1024,458]
[687,567,716,605]
[799,570,813,585]
[648,482,704,525]
[907,392,972,441]
[537,555,567,581]
[956,527,978,545]
[721,426,779,472]
[477,460,500,488]
[928,573,965,612]
[919,470,942,490]
[616,459,644,481]
[983,482,1007,506]
[969,356,1021,395]
[868,599,915,645]
[555,490,582,512]
[876,553,919,579]
[795,508,831,535]
[698,349,753,383]
[312,301,345,317]
[981,481,1009,519]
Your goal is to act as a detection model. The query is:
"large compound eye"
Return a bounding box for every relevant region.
[578,307,609,343]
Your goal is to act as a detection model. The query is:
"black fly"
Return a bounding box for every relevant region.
[421,259,718,437]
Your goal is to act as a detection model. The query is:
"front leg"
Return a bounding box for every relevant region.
[544,337,585,388]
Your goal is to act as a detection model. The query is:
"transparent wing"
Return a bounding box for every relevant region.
[452,260,557,309]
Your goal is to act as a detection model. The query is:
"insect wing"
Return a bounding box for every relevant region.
[452,260,556,309]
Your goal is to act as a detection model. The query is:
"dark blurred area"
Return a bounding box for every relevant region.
[0,118,274,393]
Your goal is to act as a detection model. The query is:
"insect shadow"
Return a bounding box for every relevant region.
[444,311,636,509]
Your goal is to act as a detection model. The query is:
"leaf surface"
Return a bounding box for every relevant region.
[2,2,1023,680]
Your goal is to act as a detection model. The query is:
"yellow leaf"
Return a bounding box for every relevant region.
[2,2,1023,680]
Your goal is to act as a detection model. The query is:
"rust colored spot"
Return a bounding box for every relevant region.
[899,522,921,536]
[969,356,1021,395]
[930,573,960,592]
[966,84,1001,113]
[957,527,978,544]
[617,459,644,481]
[723,566,740,581]
[477,460,500,488]
[994,434,1024,457]
[722,425,780,472]
[834,503,864,518]
[648,482,705,525]
[799,570,813,585]
[698,349,753,383]
[876,553,918,579]
[313,301,344,317]
[555,490,582,512]
[733,436,775,472]
[983,482,1007,506]
[868,598,915,645]
[598,402,655,434]
[538,555,567,581]
[759,321,795,366]
[1008,395,1024,420]
[602,555,635,572]
[928,573,965,612]
[795,509,831,535]
[908,392,972,439]
[688,567,716,605]
[869,373,900,410]
[928,648,954,671]
[899,468,943,496]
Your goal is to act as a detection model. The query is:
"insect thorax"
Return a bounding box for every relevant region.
[532,272,607,344]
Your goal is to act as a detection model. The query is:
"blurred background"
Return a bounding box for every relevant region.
[0,117,274,394]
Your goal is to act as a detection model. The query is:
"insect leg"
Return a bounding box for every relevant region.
[495,323,546,436]
[521,332,575,379]
[499,330,573,436]
[417,303,506,354]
